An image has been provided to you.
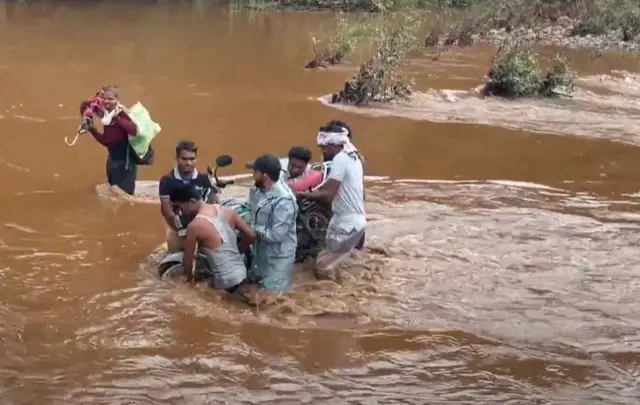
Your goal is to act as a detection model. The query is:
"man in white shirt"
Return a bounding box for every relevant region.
[295,123,366,279]
[327,120,365,250]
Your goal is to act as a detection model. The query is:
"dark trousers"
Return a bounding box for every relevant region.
[106,157,137,195]
[355,232,365,250]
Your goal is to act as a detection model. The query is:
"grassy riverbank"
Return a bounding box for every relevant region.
[231,0,640,103]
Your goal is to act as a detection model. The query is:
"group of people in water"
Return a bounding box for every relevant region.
[80,85,367,297]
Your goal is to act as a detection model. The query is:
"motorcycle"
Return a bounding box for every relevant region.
[157,154,246,281]
[157,154,332,281]
[276,157,333,263]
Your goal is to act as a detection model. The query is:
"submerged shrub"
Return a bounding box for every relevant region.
[305,13,377,68]
[538,54,577,96]
[481,42,576,98]
[330,11,421,105]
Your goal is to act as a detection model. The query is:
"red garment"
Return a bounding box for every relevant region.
[79,93,138,149]
[87,112,138,149]
[287,170,324,192]
[80,93,105,118]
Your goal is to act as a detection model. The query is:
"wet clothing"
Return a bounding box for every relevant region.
[355,233,365,250]
[315,224,366,273]
[81,101,139,195]
[316,149,367,275]
[106,157,137,195]
[328,150,366,222]
[196,213,247,291]
[160,168,217,246]
[248,180,298,293]
[158,168,215,203]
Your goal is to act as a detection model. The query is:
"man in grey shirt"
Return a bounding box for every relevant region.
[247,154,299,294]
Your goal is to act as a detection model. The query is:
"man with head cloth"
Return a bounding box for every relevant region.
[296,124,367,278]
[326,119,365,250]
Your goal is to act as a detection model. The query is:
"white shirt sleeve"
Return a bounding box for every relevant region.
[327,152,348,183]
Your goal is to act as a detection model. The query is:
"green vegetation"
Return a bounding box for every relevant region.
[330,12,421,104]
[567,1,640,41]
[228,0,639,104]
[480,42,576,98]
[306,14,378,68]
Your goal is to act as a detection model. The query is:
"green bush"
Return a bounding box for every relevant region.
[331,11,421,104]
[305,13,377,68]
[481,42,576,98]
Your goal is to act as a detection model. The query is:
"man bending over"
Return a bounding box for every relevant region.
[169,184,256,292]
[159,140,216,252]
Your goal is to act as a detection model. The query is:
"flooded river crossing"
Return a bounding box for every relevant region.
[1,2,640,404]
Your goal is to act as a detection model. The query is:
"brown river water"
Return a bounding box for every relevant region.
[2,2,640,404]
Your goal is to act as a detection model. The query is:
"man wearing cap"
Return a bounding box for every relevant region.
[247,154,298,294]
[295,123,366,280]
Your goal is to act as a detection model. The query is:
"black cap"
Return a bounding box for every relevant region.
[169,183,201,203]
[247,154,282,180]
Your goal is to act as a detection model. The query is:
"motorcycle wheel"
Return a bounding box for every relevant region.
[160,263,184,280]
[158,256,214,282]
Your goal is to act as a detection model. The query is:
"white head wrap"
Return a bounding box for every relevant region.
[343,139,358,154]
[317,127,350,146]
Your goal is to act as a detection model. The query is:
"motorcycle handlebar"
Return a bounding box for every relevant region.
[216,179,235,188]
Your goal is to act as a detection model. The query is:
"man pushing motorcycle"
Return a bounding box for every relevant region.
[169,183,256,290]
[247,154,298,294]
[295,123,367,279]
[159,140,217,253]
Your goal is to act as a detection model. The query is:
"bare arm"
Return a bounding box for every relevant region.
[231,210,257,243]
[298,179,340,203]
[182,220,203,282]
[160,198,178,230]
[297,153,346,203]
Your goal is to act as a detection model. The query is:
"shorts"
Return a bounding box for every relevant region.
[314,221,366,277]
[166,227,185,252]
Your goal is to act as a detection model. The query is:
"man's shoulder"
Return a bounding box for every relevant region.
[159,171,175,183]
[187,215,208,233]
[159,172,179,196]
[194,172,213,185]
[331,150,361,173]
[335,150,360,164]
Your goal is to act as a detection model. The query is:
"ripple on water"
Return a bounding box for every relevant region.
[118,179,640,350]
[318,71,640,146]
[2,179,640,404]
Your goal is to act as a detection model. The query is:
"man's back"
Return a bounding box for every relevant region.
[191,208,246,290]
[329,150,365,219]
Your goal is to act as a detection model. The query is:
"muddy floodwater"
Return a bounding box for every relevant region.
[2,2,640,404]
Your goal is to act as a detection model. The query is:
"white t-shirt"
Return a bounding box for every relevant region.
[327,149,366,230]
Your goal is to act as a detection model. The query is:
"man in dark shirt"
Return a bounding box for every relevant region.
[159,140,216,253]
[80,85,139,195]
